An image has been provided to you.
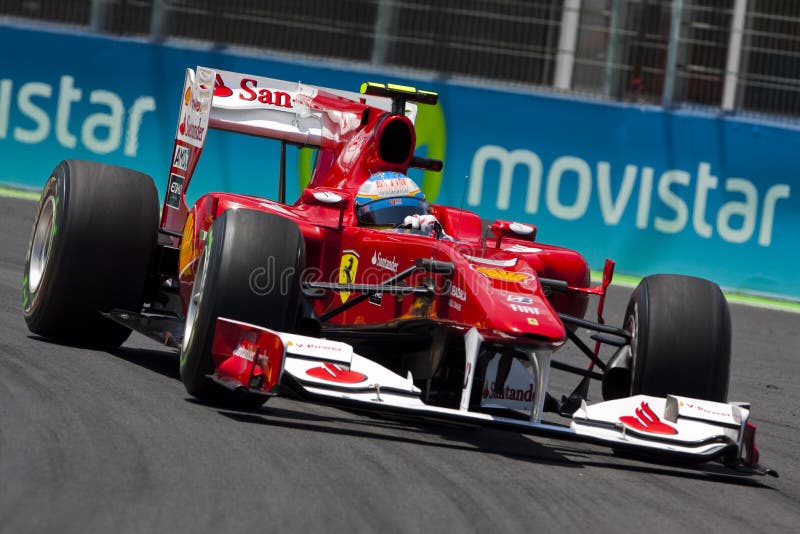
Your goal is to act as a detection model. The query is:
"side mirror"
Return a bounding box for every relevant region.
[489,220,537,249]
[300,187,352,209]
[300,188,352,229]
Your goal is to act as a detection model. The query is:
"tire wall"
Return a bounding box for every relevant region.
[1,22,797,299]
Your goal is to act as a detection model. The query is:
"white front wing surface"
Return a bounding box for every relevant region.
[280,347,749,464]
[570,395,746,459]
[211,318,763,469]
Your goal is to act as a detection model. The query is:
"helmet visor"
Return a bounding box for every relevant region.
[356,196,429,226]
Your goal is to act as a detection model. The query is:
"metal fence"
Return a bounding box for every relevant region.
[2,0,798,119]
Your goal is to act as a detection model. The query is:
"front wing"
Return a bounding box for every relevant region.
[208,317,775,476]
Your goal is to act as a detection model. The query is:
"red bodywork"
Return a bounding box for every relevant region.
[162,68,604,354]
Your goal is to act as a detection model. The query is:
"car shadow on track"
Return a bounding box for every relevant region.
[108,346,181,381]
[216,404,774,488]
[218,405,579,468]
[47,336,772,488]
[28,334,182,374]
[28,335,183,382]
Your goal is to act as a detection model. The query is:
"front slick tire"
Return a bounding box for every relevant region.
[23,160,159,348]
[626,274,731,402]
[179,209,305,409]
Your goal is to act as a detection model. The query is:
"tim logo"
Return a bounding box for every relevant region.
[173,145,190,171]
[619,401,678,435]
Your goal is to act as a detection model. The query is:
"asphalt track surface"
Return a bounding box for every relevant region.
[0,195,797,533]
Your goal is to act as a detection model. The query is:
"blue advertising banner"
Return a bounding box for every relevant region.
[0,23,797,299]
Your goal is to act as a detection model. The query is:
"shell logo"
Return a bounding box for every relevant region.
[178,211,195,276]
[471,265,532,284]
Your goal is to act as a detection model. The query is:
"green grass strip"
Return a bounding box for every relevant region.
[0,186,40,201]
[591,270,800,313]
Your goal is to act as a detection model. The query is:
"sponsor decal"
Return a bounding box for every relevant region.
[448,299,462,311]
[213,73,233,97]
[287,339,344,356]
[288,341,343,352]
[471,264,533,284]
[369,292,383,306]
[619,401,678,435]
[166,173,185,209]
[190,92,210,113]
[450,286,467,302]
[505,244,543,254]
[176,69,213,148]
[354,172,423,201]
[172,144,190,171]
[283,335,352,364]
[483,382,534,404]
[463,254,517,267]
[338,250,359,303]
[509,303,540,314]
[233,341,257,362]
[214,73,293,108]
[178,211,195,275]
[306,362,367,384]
[677,399,735,423]
[527,317,539,326]
[480,354,536,411]
[371,251,399,272]
[507,295,533,304]
[239,78,292,107]
[183,85,209,112]
[178,114,206,144]
[374,176,415,197]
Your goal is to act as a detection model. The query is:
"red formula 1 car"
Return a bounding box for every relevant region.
[23,67,775,476]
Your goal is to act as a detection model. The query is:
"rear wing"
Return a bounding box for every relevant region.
[177,66,418,149]
[161,66,423,235]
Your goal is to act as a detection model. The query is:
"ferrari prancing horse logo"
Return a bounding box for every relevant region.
[338,250,359,303]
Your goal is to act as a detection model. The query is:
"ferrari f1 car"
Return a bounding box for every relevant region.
[23,66,776,476]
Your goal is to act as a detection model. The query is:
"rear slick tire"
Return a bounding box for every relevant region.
[625,274,731,402]
[23,160,159,349]
[179,208,305,408]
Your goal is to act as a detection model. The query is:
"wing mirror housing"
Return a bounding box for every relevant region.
[301,188,351,208]
[300,188,352,229]
[489,220,537,249]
